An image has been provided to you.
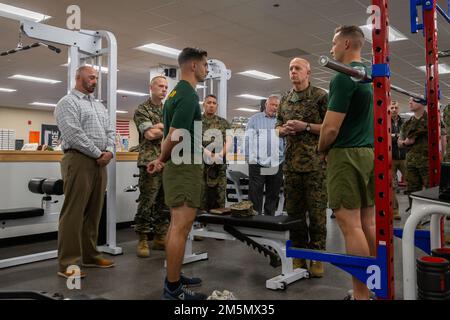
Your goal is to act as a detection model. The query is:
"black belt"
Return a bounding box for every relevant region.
[63,149,79,154]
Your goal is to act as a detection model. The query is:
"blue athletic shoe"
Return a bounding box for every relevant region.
[180,273,202,287]
[163,282,207,300]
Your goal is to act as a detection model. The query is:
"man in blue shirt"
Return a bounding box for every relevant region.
[245,95,285,216]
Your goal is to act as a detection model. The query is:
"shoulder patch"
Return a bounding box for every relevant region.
[168,90,177,98]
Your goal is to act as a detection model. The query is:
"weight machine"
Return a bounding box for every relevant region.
[0,12,122,267]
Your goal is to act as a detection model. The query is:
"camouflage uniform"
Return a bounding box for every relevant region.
[443,104,450,162]
[202,114,231,211]
[400,112,429,195]
[277,85,328,250]
[133,99,169,236]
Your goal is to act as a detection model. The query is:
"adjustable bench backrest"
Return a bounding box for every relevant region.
[196,214,301,231]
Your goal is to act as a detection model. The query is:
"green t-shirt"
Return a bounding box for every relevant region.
[328,61,374,148]
[163,80,202,155]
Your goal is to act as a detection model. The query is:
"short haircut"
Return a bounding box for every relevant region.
[205,94,217,101]
[335,25,365,49]
[267,94,280,101]
[76,65,95,77]
[178,47,208,66]
[150,75,167,86]
[391,100,399,106]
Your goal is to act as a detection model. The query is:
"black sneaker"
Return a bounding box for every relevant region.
[163,282,207,300]
[180,274,202,287]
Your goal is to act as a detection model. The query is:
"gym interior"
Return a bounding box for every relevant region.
[1,0,450,302]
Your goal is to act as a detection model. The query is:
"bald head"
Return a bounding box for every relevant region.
[75,66,98,94]
[289,57,311,90]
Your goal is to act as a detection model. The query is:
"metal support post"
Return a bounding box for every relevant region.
[372,0,395,300]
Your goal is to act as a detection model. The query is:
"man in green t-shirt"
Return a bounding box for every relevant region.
[147,47,208,300]
[318,25,375,300]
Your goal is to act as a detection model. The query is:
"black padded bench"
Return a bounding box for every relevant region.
[0,208,44,221]
[0,178,62,222]
[186,213,309,290]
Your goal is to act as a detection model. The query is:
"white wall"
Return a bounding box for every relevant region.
[0,106,138,147]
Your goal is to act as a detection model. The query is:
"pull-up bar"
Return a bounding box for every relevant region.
[318,55,427,103]
[1,41,61,56]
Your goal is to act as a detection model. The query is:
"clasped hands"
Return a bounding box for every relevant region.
[97,151,113,167]
[281,120,307,135]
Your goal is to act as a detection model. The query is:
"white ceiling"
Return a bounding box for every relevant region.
[0,0,450,120]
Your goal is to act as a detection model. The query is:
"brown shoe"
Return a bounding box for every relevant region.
[446,235,450,245]
[152,236,166,251]
[393,211,401,221]
[82,258,115,268]
[137,233,150,258]
[58,268,86,279]
[293,258,308,269]
[309,260,324,278]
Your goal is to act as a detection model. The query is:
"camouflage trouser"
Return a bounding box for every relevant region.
[202,167,227,211]
[134,166,169,236]
[284,170,327,250]
[406,165,429,194]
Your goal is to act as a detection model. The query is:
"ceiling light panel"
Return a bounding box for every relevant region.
[236,94,267,100]
[135,43,181,59]
[9,74,61,84]
[0,3,51,22]
[237,70,281,80]
[117,90,149,97]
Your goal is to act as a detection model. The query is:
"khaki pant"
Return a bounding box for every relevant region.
[58,150,107,271]
[392,159,406,213]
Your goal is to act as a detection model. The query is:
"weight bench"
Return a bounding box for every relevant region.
[0,178,63,269]
[184,213,309,290]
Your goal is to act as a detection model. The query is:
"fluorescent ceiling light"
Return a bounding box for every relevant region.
[30,102,57,107]
[116,110,128,114]
[117,89,149,97]
[135,43,181,59]
[196,85,207,89]
[236,94,267,100]
[9,74,61,84]
[0,3,51,22]
[360,24,408,42]
[0,88,17,92]
[237,70,281,80]
[236,107,259,113]
[418,63,450,75]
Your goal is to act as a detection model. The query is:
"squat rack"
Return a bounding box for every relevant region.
[287,0,447,300]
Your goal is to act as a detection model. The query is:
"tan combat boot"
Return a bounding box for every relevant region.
[309,260,324,278]
[152,234,166,251]
[393,209,401,221]
[137,233,150,258]
[293,258,308,269]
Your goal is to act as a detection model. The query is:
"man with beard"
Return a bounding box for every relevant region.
[55,66,115,279]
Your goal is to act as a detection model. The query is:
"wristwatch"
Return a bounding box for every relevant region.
[305,123,311,132]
